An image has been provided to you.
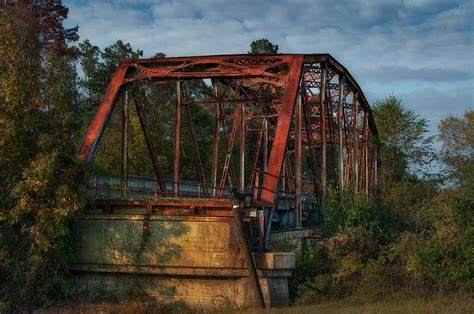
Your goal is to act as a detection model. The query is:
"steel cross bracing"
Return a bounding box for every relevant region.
[78,53,379,250]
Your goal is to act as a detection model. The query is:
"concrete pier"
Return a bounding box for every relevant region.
[70,199,295,309]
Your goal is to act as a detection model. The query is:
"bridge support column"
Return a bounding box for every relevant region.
[295,86,302,227]
[320,63,328,207]
[121,91,129,195]
[211,82,219,197]
[353,92,359,194]
[364,113,369,198]
[337,75,345,190]
[240,102,245,192]
[173,81,182,196]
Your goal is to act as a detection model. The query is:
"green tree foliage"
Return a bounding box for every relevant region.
[78,39,142,110]
[438,111,474,185]
[372,95,435,182]
[248,38,279,54]
[78,39,101,107]
[0,1,83,311]
[99,40,143,84]
[372,96,437,233]
[294,100,473,304]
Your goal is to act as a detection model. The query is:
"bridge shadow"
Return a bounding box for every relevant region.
[71,212,192,306]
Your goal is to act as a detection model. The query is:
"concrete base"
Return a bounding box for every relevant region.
[71,204,295,309]
[73,254,293,309]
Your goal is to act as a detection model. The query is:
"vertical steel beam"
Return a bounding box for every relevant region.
[121,91,129,195]
[211,84,219,196]
[337,75,345,190]
[359,113,366,192]
[353,92,359,194]
[303,106,321,197]
[320,63,328,205]
[173,81,182,196]
[253,172,260,199]
[302,76,322,200]
[365,114,369,198]
[263,118,268,173]
[295,87,303,227]
[374,147,378,186]
[260,56,304,205]
[259,208,265,252]
[240,102,245,192]
[249,120,264,191]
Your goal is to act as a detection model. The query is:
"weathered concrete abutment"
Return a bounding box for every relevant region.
[70,198,295,309]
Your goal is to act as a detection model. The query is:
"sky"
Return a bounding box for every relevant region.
[64,0,473,142]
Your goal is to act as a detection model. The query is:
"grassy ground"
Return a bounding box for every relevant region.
[36,294,473,313]
[242,294,474,314]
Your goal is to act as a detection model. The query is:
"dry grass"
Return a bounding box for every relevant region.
[242,294,474,314]
[35,301,193,314]
[35,294,473,314]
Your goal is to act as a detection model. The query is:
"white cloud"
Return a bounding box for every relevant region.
[63,0,474,131]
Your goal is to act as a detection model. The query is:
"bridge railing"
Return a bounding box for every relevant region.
[86,174,232,199]
[85,174,323,230]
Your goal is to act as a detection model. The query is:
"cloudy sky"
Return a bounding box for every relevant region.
[64,0,473,140]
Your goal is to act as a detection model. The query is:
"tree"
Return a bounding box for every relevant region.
[152,52,166,58]
[1,0,78,57]
[100,40,143,83]
[438,111,473,185]
[0,1,82,310]
[371,96,437,233]
[78,39,101,107]
[248,39,279,54]
[372,95,435,183]
[77,39,143,110]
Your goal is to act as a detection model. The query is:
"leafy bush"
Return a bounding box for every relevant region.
[0,152,85,311]
[293,227,378,304]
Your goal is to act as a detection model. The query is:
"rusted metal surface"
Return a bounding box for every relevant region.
[121,91,129,194]
[173,81,182,196]
[319,62,328,207]
[211,82,220,197]
[337,75,345,190]
[78,53,379,252]
[260,55,304,205]
[353,92,359,194]
[295,88,302,227]
[78,65,128,162]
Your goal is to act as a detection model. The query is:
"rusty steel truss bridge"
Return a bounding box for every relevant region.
[78,53,379,252]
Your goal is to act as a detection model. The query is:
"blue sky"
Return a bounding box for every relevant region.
[64,0,473,141]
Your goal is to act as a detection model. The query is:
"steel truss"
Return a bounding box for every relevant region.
[78,53,379,248]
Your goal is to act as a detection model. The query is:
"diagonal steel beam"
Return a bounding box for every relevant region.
[183,84,210,197]
[78,65,128,162]
[132,90,167,193]
[260,56,304,205]
[217,107,240,197]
